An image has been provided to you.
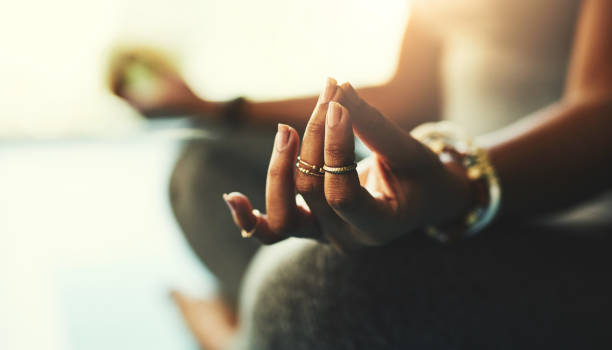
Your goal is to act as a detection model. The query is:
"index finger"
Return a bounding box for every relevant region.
[324,102,403,245]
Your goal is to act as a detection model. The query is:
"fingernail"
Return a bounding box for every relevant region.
[223,193,238,215]
[275,124,290,152]
[317,77,337,104]
[341,82,359,104]
[327,102,342,128]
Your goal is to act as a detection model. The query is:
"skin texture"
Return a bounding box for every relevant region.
[223,80,473,252]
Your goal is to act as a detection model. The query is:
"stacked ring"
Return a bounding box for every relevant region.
[297,156,324,173]
[297,167,325,177]
[296,156,325,177]
[322,162,357,174]
[241,209,261,238]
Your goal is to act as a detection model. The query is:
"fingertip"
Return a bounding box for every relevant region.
[326,77,338,90]
[289,128,300,151]
[284,124,300,143]
[340,81,353,91]
[223,192,257,230]
[327,101,351,128]
[275,123,299,152]
[224,191,248,202]
[277,123,294,133]
[330,82,344,104]
[340,81,356,95]
[338,82,359,107]
[318,77,340,105]
[225,192,253,211]
[327,100,340,113]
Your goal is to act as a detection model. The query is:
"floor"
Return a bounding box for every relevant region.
[0,121,217,349]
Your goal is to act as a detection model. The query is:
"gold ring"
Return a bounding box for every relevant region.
[296,156,325,177]
[241,209,261,238]
[322,162,357,174]
[296,165,325,177]
[297,156,324,173]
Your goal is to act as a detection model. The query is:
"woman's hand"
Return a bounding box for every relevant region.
[109,49,215,119]
[223,78,473,250]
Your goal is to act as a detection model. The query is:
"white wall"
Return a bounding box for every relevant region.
[0,0,409,138]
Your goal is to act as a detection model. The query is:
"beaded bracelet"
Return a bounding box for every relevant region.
[411,121,501,243]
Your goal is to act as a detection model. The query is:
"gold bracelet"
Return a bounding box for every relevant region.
[411,121,501,243]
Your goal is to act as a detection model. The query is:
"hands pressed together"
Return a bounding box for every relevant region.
[223,78,473,251]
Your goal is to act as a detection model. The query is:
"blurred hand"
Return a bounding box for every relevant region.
[223,78,473,251]
[109,51,209,118]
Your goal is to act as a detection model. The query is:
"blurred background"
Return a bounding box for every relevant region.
[0,0,409,349]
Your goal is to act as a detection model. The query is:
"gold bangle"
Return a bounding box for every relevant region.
[410,121,501,243]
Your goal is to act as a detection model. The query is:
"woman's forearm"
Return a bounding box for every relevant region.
[236,81,436,130]
[194,84,405,130]
[481,0,612,222]
[481,96,612,221]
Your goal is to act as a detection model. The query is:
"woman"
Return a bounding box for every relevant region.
[114,0,612,348]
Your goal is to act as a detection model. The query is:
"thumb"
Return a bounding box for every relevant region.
[337,82,439,172]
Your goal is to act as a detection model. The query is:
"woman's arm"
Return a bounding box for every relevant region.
[115,6,441,130]
[223,1,612,248]
[482,0,612,220]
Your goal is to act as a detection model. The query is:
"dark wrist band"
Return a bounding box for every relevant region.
[222,97,247,127]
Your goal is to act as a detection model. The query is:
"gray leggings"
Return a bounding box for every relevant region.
[169,126,275,309]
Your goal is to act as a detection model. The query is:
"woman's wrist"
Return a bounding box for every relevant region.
[185,98,248,125]
[220,97,248,127]
[192,97,249,126]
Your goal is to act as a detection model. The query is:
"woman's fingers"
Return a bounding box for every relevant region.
[265,124,301,231]
[324,102,400,245]
[223,192,281,244]
[264,123,324,241]
[295,78,355,248]
[295,77,337,202]
[224,123,322,244]
[223,191,316,244]
[338,82,438,172]
[296,77,336,195]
